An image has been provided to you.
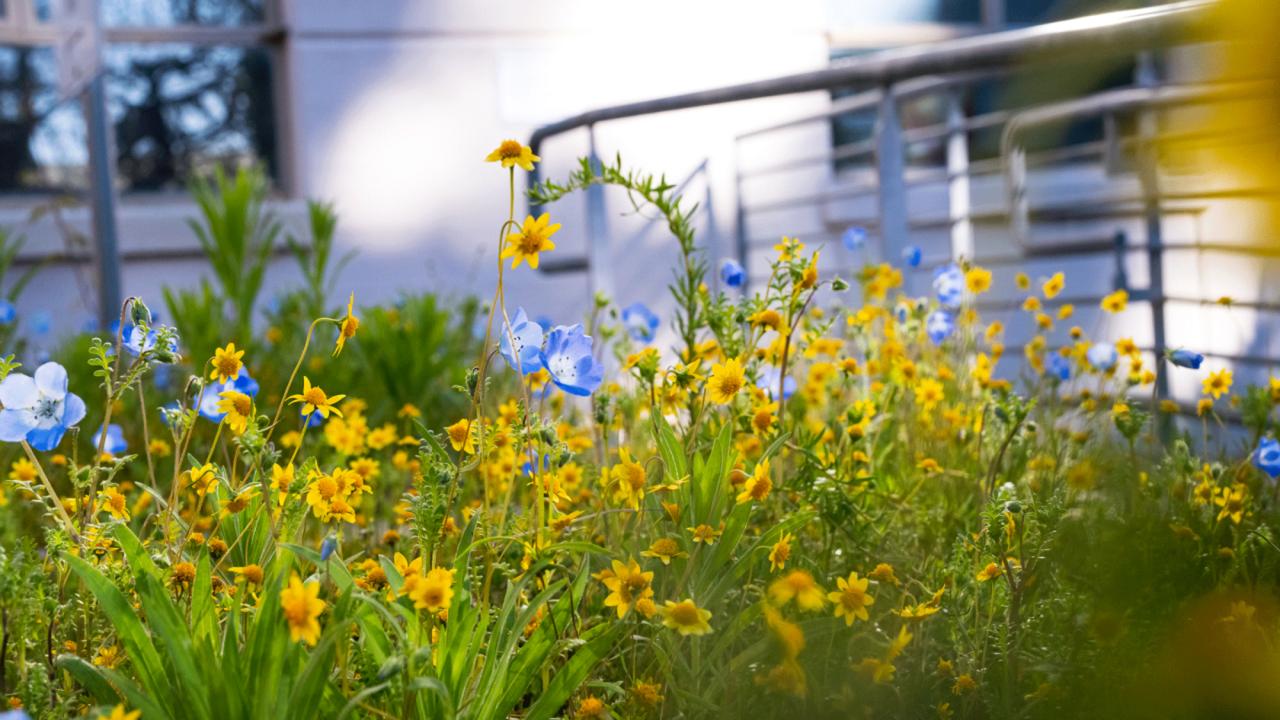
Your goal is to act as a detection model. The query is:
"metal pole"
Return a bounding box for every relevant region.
[1135,52,1171,410]
[875,86,909,274]
[945,89,974,260]
[83,73,121,330]
[585,126,611,303]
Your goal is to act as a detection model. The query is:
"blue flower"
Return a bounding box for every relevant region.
[933,264,965,310]
[926,310,954,345]
[1254,437,1280,479]
[124,324,179,359]
[0,300,15,325]
[720,259,746,288]
[758,365,797,401]
[842,226,867,251]
[0,362,86,452]
[1,709,33,720]
[1086,343,1118,371]
[92,424,127,455]
[902,246,923,268]
[320,535,337,561]
[30,311,51,335]
[499,307,545,374]
[621,302,660,343]
[540,324,604,396]
[1167,349,1204,370]
[302,408,325,428]
[1046,353,1071,381]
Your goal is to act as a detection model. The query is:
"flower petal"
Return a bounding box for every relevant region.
[0,407,36,441]
[0,374,37,409]
[34,362,68,399]
[26,424,66,452]
[61,392,86,429]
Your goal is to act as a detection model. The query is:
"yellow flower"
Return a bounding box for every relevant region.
[774,236,805,261]
[965,267,992,294]
[99,705,141,720]
[445,418,476,454]
[288,377,346,418]
[768,570,826,611]
[230,563,264,586]
[769,532,793,572]
[598,558,654,618]
[1042,272,1064,299]
[188,463,219,497]
[736,459,773,504]
[280,573,325,645]
[687,523,722,544]
[869,563,899,586]
[976,562,1003,582]
[641,537,688,565]
[707,358,746,404]
[99,486,131,521]
[913,378,944,412]
[408,567,455,612]
[660,598,713,636]
[1202,369,1233,399]
[148,438,172,457]
[952,673,978,695]
[333,293,359,356]
[485,139,540,171]
[209,343,245,384]
[828,571,874,626]
[9,459,37,483]
[610,448,647,510]
[217,390,253,435]
[501,213,561,270]
[1215,484,1248,524]
[1101,289,1129,313]
[574,696,609,719]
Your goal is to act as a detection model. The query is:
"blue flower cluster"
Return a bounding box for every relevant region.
[501,307,604,396]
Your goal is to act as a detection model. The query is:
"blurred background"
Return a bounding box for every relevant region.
[0,0,1276,416]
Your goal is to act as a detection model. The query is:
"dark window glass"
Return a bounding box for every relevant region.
[102,0,265,27]
[105,43,277,192]
[0,45,88,193]
[937,0,982,23]
[1007,0,1060,24]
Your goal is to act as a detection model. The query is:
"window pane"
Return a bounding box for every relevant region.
[105,43,278,192]
[102,0,266,27]
[0,45,89,194]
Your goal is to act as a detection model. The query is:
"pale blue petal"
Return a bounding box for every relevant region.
[34,362,68,399]
[0,374,36,409]
[61,392,86,429]
[0,408,36,441]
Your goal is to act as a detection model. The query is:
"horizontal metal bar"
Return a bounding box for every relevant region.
[529,1,1212,150]
[0,24,284,46]
[10,243,298,267]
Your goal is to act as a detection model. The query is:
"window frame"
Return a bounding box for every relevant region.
[0,0,295,200]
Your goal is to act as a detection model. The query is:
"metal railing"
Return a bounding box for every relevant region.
[525,0,1280,410]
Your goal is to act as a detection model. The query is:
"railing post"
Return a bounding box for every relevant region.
[585,125,612,303]
[1134,52,1171,429]
[875,86,909,274]
[733,160,750,295]
[945,88,974,261]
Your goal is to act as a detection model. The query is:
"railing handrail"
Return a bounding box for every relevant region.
[526,0,1212,155]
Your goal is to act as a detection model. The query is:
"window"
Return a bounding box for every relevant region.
[0,0,282,196]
